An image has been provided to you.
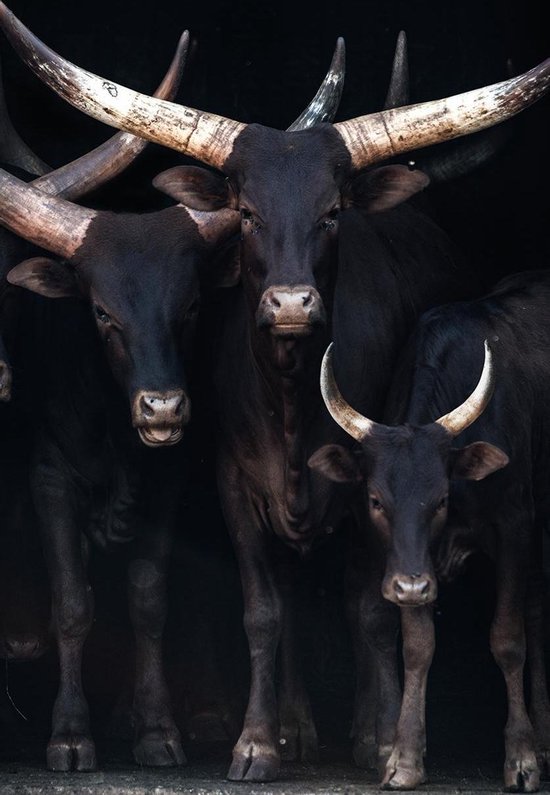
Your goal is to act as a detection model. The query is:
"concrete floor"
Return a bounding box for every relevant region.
[0,763,527,795]
[1,750,549,795]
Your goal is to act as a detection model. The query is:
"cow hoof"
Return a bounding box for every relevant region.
[47,734,97,772]
[504,754,540,792]
[133,728,187,767]
[227,740,280,781]
[352,734,378,770]
[279,717,319,762]
[382,750,426,790]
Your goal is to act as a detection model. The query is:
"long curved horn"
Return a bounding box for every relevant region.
[383,30,409,110]
[434,339,495,436]
[0,3,246,171]
[0,168,96,258]
[321,343,381,442]
[0,54,49,174]
[287,37,346,131]
[31,30,190,199]
[334,58,550,170]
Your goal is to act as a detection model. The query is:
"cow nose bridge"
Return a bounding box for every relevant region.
[257,284,326,335]
[389,573,437,606]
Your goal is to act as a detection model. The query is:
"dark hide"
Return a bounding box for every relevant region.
[168,123,475,781]
[1,190,239,771]
[312,269,550,790]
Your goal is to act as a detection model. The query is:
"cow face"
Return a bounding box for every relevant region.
[7,201,239,447]
[309,424,508,606]
[158,135,430,349]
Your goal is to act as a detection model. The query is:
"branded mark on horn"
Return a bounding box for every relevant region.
[102,82,118,97]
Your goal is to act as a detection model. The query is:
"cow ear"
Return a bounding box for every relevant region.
[450,442,509,481]
[153,165,237,210]
[308,444,363,483]
[7,257,79,299]
[345,165,430,213]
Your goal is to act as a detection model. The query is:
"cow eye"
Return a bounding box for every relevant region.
[241,208,262,234]
[94,304,111,324]
[320,208,339,231]
[370,496,384,513]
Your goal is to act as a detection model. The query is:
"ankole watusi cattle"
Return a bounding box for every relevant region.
[0,30,188,669]
[0,30,346,769]
[312,268,550,792]
[1,4,549,782]
[0,31,192,763]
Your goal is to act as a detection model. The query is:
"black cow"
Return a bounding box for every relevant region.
[4,5,549,782]
[312,269,550,792]
[0,37,187,673]
[0,31,346,769]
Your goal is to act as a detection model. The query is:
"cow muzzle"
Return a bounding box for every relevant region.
[382,573,437,606]
[131,389,190,447]
[256,285,326,337]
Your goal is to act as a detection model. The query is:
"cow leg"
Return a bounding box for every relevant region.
[220,475,283,781]
[348,543,401,770]
[128,521,185,767]
[33,462,96,772]
[491,543,539,793]
[526,545,550,776]
[277,558,319,763]
[382,605,434,790]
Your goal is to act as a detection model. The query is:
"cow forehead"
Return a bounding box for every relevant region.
[226,124,351,198]
[75,209,200,311]
[368,426,450,492]
[76,208,201,282]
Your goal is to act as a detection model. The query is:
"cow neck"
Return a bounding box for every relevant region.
[251,331,312,525]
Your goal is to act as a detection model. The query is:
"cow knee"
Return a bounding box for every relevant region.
[490,627,525,673]
[54,583,93,639]
[243,601,282,648]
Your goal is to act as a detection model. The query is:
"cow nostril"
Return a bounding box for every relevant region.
[270,294,281,308]
[175,397,185,417]
[302,292,313,307]
[394,579,405,595]
[420,580,430,595]
[140,396,156,418]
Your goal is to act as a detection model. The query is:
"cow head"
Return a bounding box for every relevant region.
[5,8,546,355]
[308,341,509,606]
[0,169,239,446]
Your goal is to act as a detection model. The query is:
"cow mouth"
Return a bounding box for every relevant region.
[269,323,314,338]
[137,426,183,447]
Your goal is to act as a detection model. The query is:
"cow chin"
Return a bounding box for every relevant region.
[137,425,184,447]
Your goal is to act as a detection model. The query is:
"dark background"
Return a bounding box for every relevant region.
[0,0,548,782]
